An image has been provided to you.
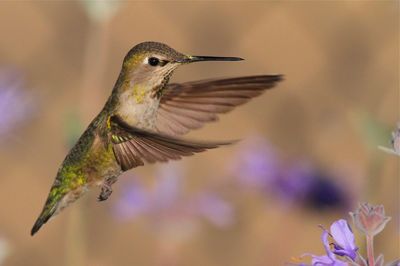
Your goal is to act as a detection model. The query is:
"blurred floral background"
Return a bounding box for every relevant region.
[0,1,398,266]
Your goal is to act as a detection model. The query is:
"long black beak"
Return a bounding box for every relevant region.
[179,55,244,63]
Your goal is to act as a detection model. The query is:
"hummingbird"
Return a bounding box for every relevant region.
[31,41,282,236]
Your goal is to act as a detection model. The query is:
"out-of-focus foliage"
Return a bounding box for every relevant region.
[80,0,121,22]
[63,111,84,148]
[353,111,392,150]
[0,238,10,266]
[378,123,400,156]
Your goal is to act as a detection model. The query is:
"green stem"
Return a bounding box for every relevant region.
[65,201,87,266]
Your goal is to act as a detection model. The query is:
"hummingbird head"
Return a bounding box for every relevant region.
[121,42,243,94]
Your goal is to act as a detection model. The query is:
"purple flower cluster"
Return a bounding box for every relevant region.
[301,219,357,266]
[0,68,34,139]
[231,137,352,211]
[112,163,234,229]
[291,203,398,266]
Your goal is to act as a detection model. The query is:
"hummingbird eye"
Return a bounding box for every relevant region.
[148,57,160,67]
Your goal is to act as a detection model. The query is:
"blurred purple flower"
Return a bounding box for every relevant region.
[195,192,234,228]
[112,163,234,229]
[0,68,34,138]
[303,172,351,211]
[231,136,280,189]
[112,178,149,221]
[272,161,315,205]
[232,136,352,211]
[152,163,183,212]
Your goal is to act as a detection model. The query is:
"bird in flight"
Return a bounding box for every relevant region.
[31,41,283,235]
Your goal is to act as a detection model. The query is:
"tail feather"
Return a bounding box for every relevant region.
[31,184,87,236]
[31,211,54,236]
[31,192,60,236]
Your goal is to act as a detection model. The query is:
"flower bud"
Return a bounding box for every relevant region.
[349,203,391,237]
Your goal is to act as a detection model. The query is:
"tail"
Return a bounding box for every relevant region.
[31,180,88,236]
[31,195,59,236]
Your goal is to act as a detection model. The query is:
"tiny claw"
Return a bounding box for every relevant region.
[98,183,113,202]
[98,176,118,201]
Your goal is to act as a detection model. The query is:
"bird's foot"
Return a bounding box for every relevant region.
[98,183,113,202]
[98,176,118,202]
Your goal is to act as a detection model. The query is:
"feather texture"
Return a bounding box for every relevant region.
[109,115,233,171]
[155,75,283,135]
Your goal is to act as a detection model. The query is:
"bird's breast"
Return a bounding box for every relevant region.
[116,86,160,130]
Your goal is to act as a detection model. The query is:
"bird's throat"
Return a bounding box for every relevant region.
[116,83,160,130]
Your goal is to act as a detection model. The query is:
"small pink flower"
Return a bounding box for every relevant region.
[349,203,391,237]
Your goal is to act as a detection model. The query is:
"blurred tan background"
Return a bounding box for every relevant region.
[0,1,398,266]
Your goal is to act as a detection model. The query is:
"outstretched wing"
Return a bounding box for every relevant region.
[109,115,233,171]
[155,75,283,136]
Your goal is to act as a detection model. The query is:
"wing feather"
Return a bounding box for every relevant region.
[109,115,233,171]
[155,75,283,135]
